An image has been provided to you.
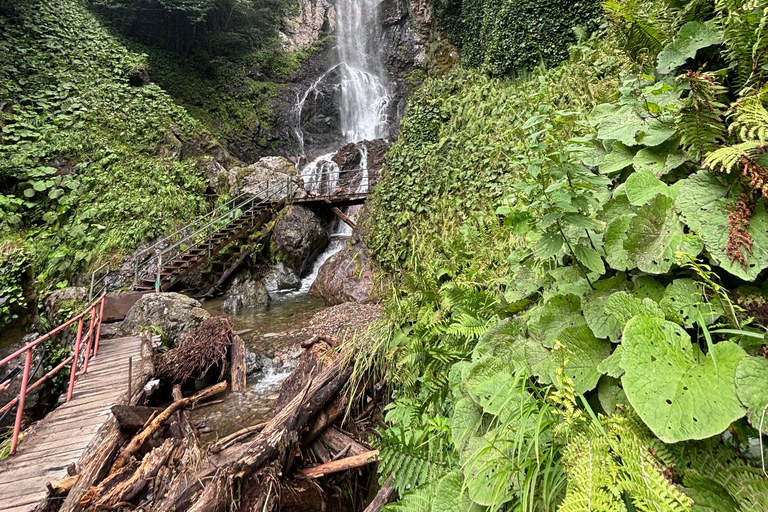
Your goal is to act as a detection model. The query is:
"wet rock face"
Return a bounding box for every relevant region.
[264,263,301,293]
[280,0,336,53]
[311,206,376,305]
[310,244,374,305]
[271,205,329,276]
[122,292,210,347]
[229,156,307,200]
[44,286,88,326]
[222,270,270,315]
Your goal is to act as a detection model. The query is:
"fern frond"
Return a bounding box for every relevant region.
[730,90,768,142]
[677,70,728,162]
[703,139,766,172]
[375,427,456,493]
[715,0,768,88]
[604,0,679,57]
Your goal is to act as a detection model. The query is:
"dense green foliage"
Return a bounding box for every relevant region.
[432,0,604,75]
[0,0,209,295]
[363,0,768,510]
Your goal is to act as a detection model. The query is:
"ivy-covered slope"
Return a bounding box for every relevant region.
[361,1,768,511]
[0,0,214,303]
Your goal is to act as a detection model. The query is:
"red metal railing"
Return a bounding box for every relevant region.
[0,293,106,455]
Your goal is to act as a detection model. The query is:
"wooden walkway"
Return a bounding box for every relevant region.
[0,336,144,512]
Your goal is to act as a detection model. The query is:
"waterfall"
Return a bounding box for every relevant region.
[294,0,391,153]
[290,0,390,291]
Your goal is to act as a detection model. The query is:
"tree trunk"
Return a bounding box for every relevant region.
[230,334,247,393]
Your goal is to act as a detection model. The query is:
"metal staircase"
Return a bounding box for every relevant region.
[131,167,371,293]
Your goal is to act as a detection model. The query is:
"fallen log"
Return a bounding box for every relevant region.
[364,474,396,512]
[158,355,353,512]
[317,426,368,457]
[303,394,349,443]
[172,385,198,445]
[110,405,163,430]
[46,475,78,497]
[230,334,247,393]
[88,438,177,509]
[208,422,266,454]
[111,381,227,471]
[300,450,380,479]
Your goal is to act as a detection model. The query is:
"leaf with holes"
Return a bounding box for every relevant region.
[604,215,634,271]
[527,294,585,349]
[604,291,665,341]
[621,315,746,442]
[677,171,768,280]
[735,356,768,434]
[624,195,703,274]
[659,278,723,328]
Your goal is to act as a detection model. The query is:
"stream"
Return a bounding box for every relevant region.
[193,290,327,443]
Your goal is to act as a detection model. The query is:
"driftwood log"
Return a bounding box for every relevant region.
[111,381,226,471]
[364,474,396,512]
[300,450,380,479]
[156,354,354,512]
[230,334,247,393]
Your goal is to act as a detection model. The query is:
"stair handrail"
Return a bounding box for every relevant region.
[134,177,295,288]
[133,191,251,274]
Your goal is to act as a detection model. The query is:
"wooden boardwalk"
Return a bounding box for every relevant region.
[0,336,145,512]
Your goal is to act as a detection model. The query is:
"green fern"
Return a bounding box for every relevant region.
[704,139,766,172]
[715,0,768,87]
[677,71,728,162]
[604,0,679,57]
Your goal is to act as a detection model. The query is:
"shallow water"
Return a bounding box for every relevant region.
[192,292,327,443]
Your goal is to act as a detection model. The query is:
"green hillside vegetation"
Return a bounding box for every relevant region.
[0,0,212,320]
[360,0,768,510]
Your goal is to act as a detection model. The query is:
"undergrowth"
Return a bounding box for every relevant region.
[361,0,768,510]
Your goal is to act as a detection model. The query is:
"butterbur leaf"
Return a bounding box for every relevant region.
[656,21,723,74]
[597,376,628,414]
[624,195,703,274]
[621,315,746,443]
[600,141,636,174]
[633,146,687,176]
[527,294,585,349]
[677,171,768,280]
[659,278,723,328]
[451,398,483,451]
[463,435,515,507]
[582,273,628,340]
[604,291,665,341]
[597,345,625,378]
[533,325,611,394]
[432,472,477,512]
[633,275,665,302]
[604,215,634,271]
[734,356,768,434]
[625,170,671,205]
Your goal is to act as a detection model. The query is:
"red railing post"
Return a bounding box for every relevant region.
[10,349,33,455]
[66,317,85,402]
[94,295,106,356]
[81,305,97,374]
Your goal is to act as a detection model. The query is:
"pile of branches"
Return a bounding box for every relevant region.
[154,317,234,383]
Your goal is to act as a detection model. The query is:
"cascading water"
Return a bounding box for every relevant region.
[291,0,391,290]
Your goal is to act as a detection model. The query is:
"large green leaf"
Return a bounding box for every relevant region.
[625,170,671,206]
[676,171,768,280]
[597,376,628,414]
[527,295,585,348]
[600,141,636,174]
[659,278,723,328]
[633,145,687,176]
[583,274,628,340]
[624,194,703,274]
[734,356,768,434]
[533,325,611,394]
[657,21,723,74]
[621,315,746,442]
[596,105,676,147]
[604,291,665,340]
[463,434,515,507]
[452,397,483,451]
[604,215,634,271]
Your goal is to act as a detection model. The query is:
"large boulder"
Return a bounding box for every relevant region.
[121,293,210,347]
[44,286,88,325]
[222,271,270,314]
[271,205,329,276]
[263,263,301,293]
[310,244,374,305]
[229,156,307,200]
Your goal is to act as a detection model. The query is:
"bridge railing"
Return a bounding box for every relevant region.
[0,294,106,455]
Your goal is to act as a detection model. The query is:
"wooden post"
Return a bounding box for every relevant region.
[230,335,247,393]
[127,357,132,402]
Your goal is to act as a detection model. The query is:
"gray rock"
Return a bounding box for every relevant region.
[271,205,329,276]
[44,287,88,325]
[222,273,270,315]
[280,0,336,52]
[263,263,301,293]
[121,292,210,347]
[245,350,266,375]
[311,244,374,305]
[198,155,228,194]
[229,156,307,201]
